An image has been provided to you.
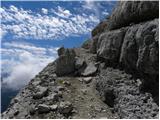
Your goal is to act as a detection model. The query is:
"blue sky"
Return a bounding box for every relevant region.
[1,1,117,90]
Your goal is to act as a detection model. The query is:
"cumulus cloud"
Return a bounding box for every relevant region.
[1,5,99,40]
[1,42,58,90]
[41,8,48,14]
[53,6,72,18]
[82,1,100,18]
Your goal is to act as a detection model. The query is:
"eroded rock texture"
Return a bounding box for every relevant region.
[107,1,159,30]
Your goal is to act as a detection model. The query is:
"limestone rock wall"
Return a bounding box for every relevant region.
[90,1,159,79]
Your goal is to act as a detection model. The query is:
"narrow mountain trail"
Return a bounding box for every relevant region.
[56,76,119,119]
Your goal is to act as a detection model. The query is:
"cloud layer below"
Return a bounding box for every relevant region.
[2,42,58,90]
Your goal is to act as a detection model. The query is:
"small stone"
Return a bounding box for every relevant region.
[13,98,19,103]
[33,87,48,99]
[63,81,71,86]
[83,77,92,84]
[81,89,87,95]
[136,79,142,86]
[32,81,40,86]
[95,106,102,112]
[78,78,83,82]
[14,110,19,116]
[29,107,36,115]
[52,73,57,77]
[87,84,90,87]
[37,104,50,113]
[50,81,55,86]
[46,93,59,101]
[89,105,94,108]
[72,109,77,113]
[50,104,58,111]
[57,86,65,91]
[59,101,73,114]
[102,109,106,112]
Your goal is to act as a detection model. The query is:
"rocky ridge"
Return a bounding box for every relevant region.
[2,1,159,119]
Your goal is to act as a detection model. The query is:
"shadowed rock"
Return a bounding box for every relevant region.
[107,1,159,30]
[55,48,76,76]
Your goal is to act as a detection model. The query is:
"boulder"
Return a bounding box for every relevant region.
[97,28,126,66]
[33,87,48,99]
[107,1,159,30]
[37,104,50,113]
[59,101,73,114]
[45,93,60,101]
[81,63,97,76]
[55,48,76,76]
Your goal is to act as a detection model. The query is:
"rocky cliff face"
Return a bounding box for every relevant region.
[2,1,159,119]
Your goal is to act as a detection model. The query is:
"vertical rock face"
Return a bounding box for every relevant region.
[107,1,159,30]
[91,20,108,37]
[120,19,159,76]
[89,1,159,80]
[89,1,159,119]
[97,28,126,66]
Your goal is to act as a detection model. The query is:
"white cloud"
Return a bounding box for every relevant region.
[102,11,109,16]
[1,5,100,40]
[42,8,48,14]
[10,5,18,12]
[2,42,58,90]
[82,1,107,20]
[82,1,95,10]
[53,6,72,18]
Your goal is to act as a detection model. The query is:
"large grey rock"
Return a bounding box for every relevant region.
[120,19,159,76]
[37,104,50,113]
[81,63,97,76]
[97,28,126,66]
[55,48,76,76]
[107,1,159,30]
[33,87,48,99]
[59,101,73,114]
